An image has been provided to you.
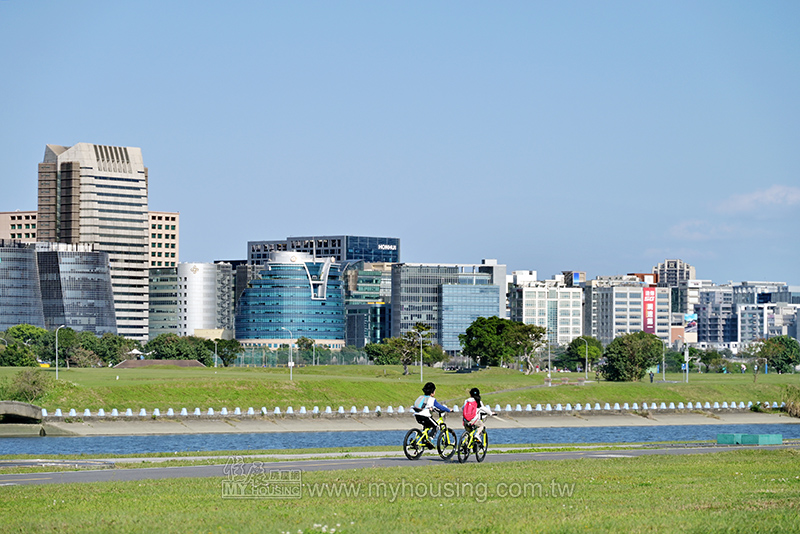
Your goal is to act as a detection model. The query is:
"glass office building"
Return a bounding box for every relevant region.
[149,267,179,339]
[439,283,501,352]
[0,240,46,330]
[248,235,400,264]
[235,252,345,348]
[36,243,117,334]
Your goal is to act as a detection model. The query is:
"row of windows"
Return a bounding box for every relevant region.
[150,252,176,258]
[9,224,35,229]
[150,215,177,221]
[151,224,177,230]
[151,233,177,239]
[7,233,35,239]
[7,214,36,221]
[150,261,177,267]
[151,242,177,248]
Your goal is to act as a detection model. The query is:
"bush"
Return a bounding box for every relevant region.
[5,368,54,403]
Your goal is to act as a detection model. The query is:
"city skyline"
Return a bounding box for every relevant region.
[1,3,798,285]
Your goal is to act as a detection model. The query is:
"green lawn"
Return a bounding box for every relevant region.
[2,449,798,533]
[1,365,798,412]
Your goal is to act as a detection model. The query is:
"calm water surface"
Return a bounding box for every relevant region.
[2,424,799,456]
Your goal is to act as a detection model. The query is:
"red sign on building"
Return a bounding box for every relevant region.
[643,287,656,334]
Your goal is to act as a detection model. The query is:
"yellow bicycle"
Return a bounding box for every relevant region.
[457,416,489,463]
[403,410,457,460]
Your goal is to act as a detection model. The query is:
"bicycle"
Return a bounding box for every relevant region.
[402,410,458,460]
[457,414,490,463]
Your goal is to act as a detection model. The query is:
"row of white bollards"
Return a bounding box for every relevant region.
[40,400,785,418]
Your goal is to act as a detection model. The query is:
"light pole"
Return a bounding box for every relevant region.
[415,331,424,383]
[55,325,65,380]
[213,339,219,368]
[579,337,588,380]
[281,327,293,380]
[678,335,689,383]
[661,339,666,382]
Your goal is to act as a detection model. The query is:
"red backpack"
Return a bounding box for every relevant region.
[462,399,477,423]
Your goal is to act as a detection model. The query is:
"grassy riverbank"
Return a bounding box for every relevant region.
[1,365,798,412]
[2,449,799,533]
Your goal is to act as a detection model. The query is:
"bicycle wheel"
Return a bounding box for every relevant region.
[437,427,457,460]
[457,430,471,463]
[475,430,489,462]
[403,429,424,460]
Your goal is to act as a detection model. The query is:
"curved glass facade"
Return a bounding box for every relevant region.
[0,241,45,330]
[37,245,117,334]
[236,252,344,344]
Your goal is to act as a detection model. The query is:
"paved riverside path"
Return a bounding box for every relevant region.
[2,444,797,486]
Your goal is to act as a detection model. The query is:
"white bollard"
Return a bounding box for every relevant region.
[505,404,513,412]
[55,408,63,417]
[623,403,629,410]
[677,403,684,409]
[166,408,174,416]
[536,404,542,411]
[566,404,573,411]
[363,406,370,414]
[613,403,620,410]
[555,404,563,411]
[350,406,357,414]
[516,404,522,412]
[247,407,254,415]
[125,408,134,416]
[98,409,106,417]
[704,402,711,409]
[632,403,639,411]
[153,408,161,417]
[299,406,306,414]
[603,403,611,411]
[312,406,319,414]
[111,408,119,417]
[139,409,147,417]
[338,406,345,414]
[194,408,202,416]
[220,407,228,416]
[713,402,720,409]
[207,408,215,416]
[387,406,394,413]
[584,403,592,411]
[324,406,331,414]
[286,407,294,414]
[545,404,552,411]
[234,407,242,415]
[84,409,92,417]
[494,404,502,412]
[594,403,601,410]
[274,407,281,414]
[69,409,77,417]
[261,407,267,415]
[526,404,533,411]
[42,408,49,417]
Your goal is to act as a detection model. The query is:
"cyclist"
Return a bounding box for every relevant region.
[462,387,494,439]
[413,382,451,448]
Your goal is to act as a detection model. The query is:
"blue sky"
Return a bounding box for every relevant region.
[2,1,798,285]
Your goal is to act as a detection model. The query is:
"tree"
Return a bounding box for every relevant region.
[504,322,547,374]
[203,339,243,367]
[4,324,49,347]
[602,332,662,382]
[7,368,54,403]
[96,333,139,367]
[698,349,722,373]
[424,344,449,366]
[401,323,432,374]
[144,334,213,366]
[364,342,400,365]
[0,344,39,367]
[757,336,800,374]
[296,337,315,352]
[459,316,515,367]
[564,336,603,373]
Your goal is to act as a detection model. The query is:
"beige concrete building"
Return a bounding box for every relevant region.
[0,211,38,242]
[148,211,179,268]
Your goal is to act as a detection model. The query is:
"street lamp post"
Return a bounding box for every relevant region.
[281,327,294,380]
[55,325,65,380]
[579,337,589,380]
[678,335,689,383]
[662,339,666,382]
[416,331,424,383]
[213,340,219,368]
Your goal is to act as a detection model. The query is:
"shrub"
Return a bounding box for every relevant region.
[6,368,54,403]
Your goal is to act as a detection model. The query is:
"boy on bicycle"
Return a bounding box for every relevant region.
[413,382,451,448]
[462,387,494,439]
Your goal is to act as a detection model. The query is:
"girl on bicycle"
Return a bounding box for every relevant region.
[462,387,494,439]
[413,382,451,448]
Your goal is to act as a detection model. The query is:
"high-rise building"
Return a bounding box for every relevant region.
[0,211,38,243]
[147,211,179,268]
[696,285,737,345]
[36,243,117,334]
[247,235,400,264]
[177,263,234,338]
[37,143,149,341]
[390,260,505,353]
[235,252,345,349]
[148,267,179,339]
[0,240,45,330]
[653,259,696,288]
[583,275,671,346]
[508,272,583,346]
